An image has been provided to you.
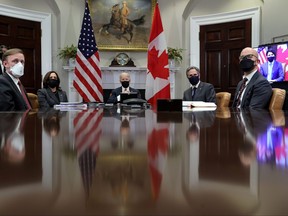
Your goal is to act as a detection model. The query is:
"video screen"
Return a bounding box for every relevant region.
[256,42,288,82]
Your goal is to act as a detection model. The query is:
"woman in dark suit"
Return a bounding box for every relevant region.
[37,71,68,109]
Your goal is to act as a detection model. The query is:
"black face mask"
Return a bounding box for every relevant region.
[121,81,129,88]
[188,76,199,86]
[48,79,59,88]
[239,58,255,72]
[268,57,275,62]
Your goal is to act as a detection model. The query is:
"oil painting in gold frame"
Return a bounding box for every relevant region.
[89,0,156,51]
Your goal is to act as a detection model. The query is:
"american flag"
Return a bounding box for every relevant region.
[258,46,267,65]
[74,109,103,196]
[145,3,170,107]
[73,0,103,102]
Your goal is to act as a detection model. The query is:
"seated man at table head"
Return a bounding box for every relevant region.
[37,70,68,109]
[0,48,32,111]
[183,66,216,103]
[107,72,141,104]
[232,47,272,109]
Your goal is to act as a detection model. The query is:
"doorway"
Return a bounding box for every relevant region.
[0,15,41,93]
[190,7,260,99]
[200,19,251,98]
[0,4,52,93]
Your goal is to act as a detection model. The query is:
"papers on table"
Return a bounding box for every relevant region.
[54,102,87,111]
[182,101,217,111]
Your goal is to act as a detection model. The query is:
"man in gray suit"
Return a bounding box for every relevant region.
[183,66,216,102]
[232,47,272,109]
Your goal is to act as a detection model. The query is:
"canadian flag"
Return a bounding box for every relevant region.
[145,3,170,106]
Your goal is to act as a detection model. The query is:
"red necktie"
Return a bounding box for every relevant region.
[235,78,248,107]
[18,81,31,110]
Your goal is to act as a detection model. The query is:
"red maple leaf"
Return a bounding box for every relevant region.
[148,46,169,80]
[276,46,288,64]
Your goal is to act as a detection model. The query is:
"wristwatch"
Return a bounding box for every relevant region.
[115,53,130,66]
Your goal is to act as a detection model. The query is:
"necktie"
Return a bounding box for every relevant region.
[267,62,273,80]
[18,81,31,110]
[191,87,197,99]
[235,78,248,107]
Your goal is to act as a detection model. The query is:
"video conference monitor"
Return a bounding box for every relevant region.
[255,41,288,83]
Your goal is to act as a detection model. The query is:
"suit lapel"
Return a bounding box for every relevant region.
[242,72,259,100]
[4,73,29,108]
[4,73,23,99]
[193,82,203,100]
[46,88,59,103]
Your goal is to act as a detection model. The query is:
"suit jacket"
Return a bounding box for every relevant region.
[260,60,284,82]
[232,71,272,109]
[107,86,141,104]
[37,87,68,109]
[0,73,31,111]
[183,81,216,103]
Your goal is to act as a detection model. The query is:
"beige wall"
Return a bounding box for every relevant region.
[0,0,288,98]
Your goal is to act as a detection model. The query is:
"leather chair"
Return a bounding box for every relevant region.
[216,92,231,107]
[216,107,231,119]
[269,88,286,110]
[270,109,285,126]
[27,93,39,109]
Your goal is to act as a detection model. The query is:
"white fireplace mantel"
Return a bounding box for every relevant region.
[63,66,179,102]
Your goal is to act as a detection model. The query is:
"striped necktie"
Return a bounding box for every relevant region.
[235,78,248,107]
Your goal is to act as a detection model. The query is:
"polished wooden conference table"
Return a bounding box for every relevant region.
[0,106,288,215]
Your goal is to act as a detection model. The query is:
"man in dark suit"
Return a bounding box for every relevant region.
[0,45,8,75]
[232,47,272,109]
[107,72,141,104]
[183,66,216,102]
[0,48,32,111]
[260,50,284,82]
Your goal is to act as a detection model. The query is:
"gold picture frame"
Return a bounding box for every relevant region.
[89,0,156,51]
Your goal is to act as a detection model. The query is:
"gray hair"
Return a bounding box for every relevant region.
[186,66,200,76]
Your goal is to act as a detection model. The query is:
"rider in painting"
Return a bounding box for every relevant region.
[99,1,145,44]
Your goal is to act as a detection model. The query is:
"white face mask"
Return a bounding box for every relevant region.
[10,62,24,78]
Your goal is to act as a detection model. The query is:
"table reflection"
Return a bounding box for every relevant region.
[0,108,288,215]
[257,110,288,167]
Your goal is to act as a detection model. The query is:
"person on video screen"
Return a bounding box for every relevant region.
[260,50,284,82]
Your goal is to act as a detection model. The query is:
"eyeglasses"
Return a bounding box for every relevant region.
[239,54,257,61]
